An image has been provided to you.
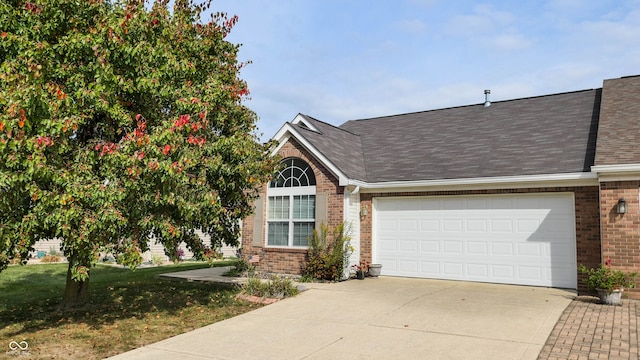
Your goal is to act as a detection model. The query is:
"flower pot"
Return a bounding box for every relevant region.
[368,264,382,277]
[356,270,365,280]
[596,288,623,305]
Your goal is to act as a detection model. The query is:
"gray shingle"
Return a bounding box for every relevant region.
[292,115,367,181]
[595,75,640,165]
[292,89,600,183]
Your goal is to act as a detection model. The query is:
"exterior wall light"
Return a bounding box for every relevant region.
[361,205,368,217]
[617,198,627,214]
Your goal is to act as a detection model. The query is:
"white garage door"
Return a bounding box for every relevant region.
[375,193,576,288]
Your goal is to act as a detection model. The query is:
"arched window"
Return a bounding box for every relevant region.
[267,158,316,247]
[270,158,316,188]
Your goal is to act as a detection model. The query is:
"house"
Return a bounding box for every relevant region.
[241,75,640,298]
[31,231,239,262]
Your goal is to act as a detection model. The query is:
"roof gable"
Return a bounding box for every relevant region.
[274,89,601,185]
[291,115,367,181]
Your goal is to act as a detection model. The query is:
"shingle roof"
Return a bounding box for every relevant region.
[290,89,601,183]
[291,115,368,181]
[595,75,640,166]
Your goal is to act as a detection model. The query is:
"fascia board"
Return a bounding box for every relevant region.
[591,163,640,174]
[291,114,320,133]
[349,172,598,193]
[592,164,640,181]
[269,124,349,185]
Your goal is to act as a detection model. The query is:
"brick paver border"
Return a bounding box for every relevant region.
[538,296,640,360]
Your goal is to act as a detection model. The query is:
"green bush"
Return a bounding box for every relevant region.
[242,275,299,299]
[150,254,166,266]
[302,223,352,281]
[224,258,255,277]
[579,261,638,293]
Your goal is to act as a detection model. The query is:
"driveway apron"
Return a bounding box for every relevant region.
[108,277,574,360]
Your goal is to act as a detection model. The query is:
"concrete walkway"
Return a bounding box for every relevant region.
[109,271,574,360]
[158,266,246,285]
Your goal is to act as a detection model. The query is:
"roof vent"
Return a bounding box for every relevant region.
[484,89,491,107]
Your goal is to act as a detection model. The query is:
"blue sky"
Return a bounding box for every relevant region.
[213,0,640,140]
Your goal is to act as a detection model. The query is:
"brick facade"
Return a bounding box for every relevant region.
[241,138,344,274]
[599,181,640,299]
[358,186,601,294]
[244,139,640,298]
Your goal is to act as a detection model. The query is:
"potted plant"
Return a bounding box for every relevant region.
[578,260,638,305]
[351,260,369,280]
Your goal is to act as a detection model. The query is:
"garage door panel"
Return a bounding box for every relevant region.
[443,241,463,254]
[443,219,463,232]
[490,219,513,232]
[467,242,488,255]
[492,265,515,280]
[491,242,514,256]
[466,219,488,232]
[421,240,440,253]
[467,263,489,277]
[399,240,418,251]
[517,243,543,256]
[517,219,541,232]
[420,219,439,232]
[375,194,577,288]
[443,262,463,276]
[379,238,398,251]
[420,261,440,275]
[399,260,418,272]
[519,266,543,281]
[398,219,418,232]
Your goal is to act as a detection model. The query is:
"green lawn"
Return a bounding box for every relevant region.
[0,261,262,359]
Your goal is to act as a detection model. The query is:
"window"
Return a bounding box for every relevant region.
[267,158,316,247]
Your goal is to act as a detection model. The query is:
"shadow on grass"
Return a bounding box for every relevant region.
[0,261,243,338]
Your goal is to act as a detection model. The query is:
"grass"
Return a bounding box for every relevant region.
[0,261,263,359]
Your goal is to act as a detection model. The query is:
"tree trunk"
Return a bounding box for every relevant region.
[62,262,90,308]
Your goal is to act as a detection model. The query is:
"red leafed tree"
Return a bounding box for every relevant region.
[0,0,277,307]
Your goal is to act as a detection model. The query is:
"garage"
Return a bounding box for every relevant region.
[374,193,577,288]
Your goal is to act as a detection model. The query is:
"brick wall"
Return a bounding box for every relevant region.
[599,181,640,299]
[359,186,601,293]
[241,138,344,274]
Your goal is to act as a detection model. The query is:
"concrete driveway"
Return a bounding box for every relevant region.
[109,277,574,360]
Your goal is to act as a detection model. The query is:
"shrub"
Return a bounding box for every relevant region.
[48,247,60,257]
[579,260,638,294]
[302,223,352,281]
[224,258,254,277]
[40,255,61,263]
[242,275,299,299]
[150,254,166,266]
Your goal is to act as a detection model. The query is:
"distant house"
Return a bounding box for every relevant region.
[32,230,238,263]
[242,75,640,298]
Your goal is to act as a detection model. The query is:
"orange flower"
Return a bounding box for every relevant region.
[162,144,171,155]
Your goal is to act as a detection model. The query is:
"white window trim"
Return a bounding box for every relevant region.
[266,185,316,248]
